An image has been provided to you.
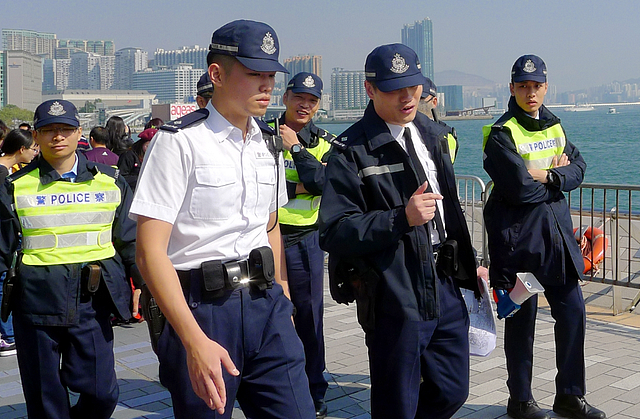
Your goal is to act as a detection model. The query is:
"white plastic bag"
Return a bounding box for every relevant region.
[461,277,497,357]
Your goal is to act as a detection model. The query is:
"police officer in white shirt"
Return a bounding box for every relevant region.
[130,20,315,419]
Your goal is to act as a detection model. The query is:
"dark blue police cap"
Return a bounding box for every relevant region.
[209,20,288,73]
[286,72,323,98]
[511,54,547,83]
[421,77,437,99]
[33,99,80,129]
[197,72,213,96]
[365,43,427,92]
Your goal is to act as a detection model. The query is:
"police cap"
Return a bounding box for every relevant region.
[286,72,323,99]
[209,20,288,73]
[34,100,80,130]
[365,43,426,92]
[197,72,213,96]
[511,54,547,83]
[421,77,437,99]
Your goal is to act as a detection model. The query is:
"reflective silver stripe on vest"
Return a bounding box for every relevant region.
[23,229,112,250]
[359,163,404,179]
[20,211,115,229]
[15,190,121,209]
[525,156,555,170]
[283,196,322,211]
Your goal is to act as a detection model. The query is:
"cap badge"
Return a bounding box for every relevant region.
[390,53,409,74]
[302,75,315,88]
[48,101,66,116]
[523,59,536,73]
[261,32,277,55]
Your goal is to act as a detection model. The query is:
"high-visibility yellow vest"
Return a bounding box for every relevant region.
[12,169,121,266]
[446,132,458,164]
[279,131,333,227]
[483,117,565,169]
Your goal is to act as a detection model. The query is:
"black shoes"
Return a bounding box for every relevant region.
[553,395,606,419]
[314,399,327,419]
[507,398,550,419]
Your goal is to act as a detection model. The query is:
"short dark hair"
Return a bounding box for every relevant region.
[90,126,109,145]
[1,129,34,155]
[18,123,32,130]
[206,53,236,72]
[145,118,164,130]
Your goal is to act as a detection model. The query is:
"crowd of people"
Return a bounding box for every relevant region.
[0,18,607,419]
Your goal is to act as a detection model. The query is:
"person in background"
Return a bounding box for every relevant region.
[84,126,119,166]
[273,71,337,418]
[18,123,32,131]
[0,129,39,358]
[0,120,9,149]
[145,118,164,130]
[418,78,459,164]
[106,115,133,156]
[131,20,315,418]
[483,54,605,419]
[319,43,479,419]
[117,127,157,192]
[196,72,214,109]
[0,99,139,418]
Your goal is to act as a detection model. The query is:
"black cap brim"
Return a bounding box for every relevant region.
[237,56,288,73]
[289,87,321,98]
[374,72,427,93]
[34,116,80,130]
[512,74,547,83]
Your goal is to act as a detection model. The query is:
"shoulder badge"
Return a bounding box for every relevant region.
[159,109,209,133]
[261,32,277,55]
[390,53,409,74]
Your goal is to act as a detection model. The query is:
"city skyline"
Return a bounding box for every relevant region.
[3,0,639,93]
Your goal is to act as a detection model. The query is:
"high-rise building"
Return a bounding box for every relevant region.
[440,85,463,111]
[0,51,5,108]
[115,48,148,90]
[330,68,368,118]
[154,46,208,70]
[3,50,42,111]
[283,55,322,86]
[401,18,434,80]
[69,51,114,90]
[132,64,202,103]
[55,59,71,92]
[57,39,115,56]
[2,29,58,59]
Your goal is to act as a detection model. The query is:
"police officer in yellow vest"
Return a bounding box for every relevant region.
[273,72,337,418]
[483,55,605,419]
[419,77,458,164]
[0,99,139,419]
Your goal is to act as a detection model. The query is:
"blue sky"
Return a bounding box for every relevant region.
[4,0,638,92]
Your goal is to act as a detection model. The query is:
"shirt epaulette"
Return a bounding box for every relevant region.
[159,109,209,133]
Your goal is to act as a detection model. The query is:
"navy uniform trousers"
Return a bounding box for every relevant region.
[157,272,316,419]
[366,275,470,419]
[13,288,118,419]
[284,231,328,403]
[505,276,586,401]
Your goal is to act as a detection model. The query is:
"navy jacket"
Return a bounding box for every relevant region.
[0,152,137,326]
[319,103,478,321]
[483,97,586,288]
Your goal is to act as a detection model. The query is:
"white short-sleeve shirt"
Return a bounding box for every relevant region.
[129,102,288,270]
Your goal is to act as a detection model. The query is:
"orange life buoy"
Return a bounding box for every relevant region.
[573,227,608,275]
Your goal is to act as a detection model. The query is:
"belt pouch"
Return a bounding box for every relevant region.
[82,264,101,293]
[201,260,225,297]
[249,246,275,291]
[437,239,459,277]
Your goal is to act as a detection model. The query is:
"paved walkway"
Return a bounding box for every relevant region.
[1,281,640,419]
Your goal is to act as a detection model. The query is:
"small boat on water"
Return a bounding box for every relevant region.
[564,104,595,112]
[608,107,618,114]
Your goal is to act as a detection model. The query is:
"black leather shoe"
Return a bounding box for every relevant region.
[507,398,550,419]
[553,395,606,419]
[314,399,327,418]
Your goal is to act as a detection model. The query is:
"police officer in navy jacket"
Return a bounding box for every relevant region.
[319,44,479,419]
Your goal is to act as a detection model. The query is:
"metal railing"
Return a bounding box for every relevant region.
[455,177,640,314]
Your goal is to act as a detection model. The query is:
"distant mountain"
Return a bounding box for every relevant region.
[434,70,496,88]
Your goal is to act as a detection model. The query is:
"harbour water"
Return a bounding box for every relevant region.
[317,105,640,186]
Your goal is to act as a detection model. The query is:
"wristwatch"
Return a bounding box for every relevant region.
[291,143,304,155]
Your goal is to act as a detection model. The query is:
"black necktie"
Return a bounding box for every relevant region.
[404,128,446,243]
